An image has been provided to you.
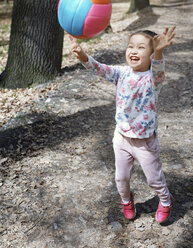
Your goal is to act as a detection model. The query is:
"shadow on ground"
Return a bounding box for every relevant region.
[0,99,192,247]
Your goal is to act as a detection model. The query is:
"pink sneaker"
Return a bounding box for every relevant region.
[121,192,136,220]
[156,195,173,224]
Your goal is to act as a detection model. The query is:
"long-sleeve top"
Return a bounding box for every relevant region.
[82,55,165,138]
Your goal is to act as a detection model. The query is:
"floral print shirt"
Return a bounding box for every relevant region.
[83,55,165,138]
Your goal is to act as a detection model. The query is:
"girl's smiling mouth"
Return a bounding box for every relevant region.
[130,56,140,62]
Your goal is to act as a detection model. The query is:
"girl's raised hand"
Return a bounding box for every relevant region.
[69,35,88,62]
[153,26,176,52]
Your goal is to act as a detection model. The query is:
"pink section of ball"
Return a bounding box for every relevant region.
[57,0,62,16]
[83,4,112,38]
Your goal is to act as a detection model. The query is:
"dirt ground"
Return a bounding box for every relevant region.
[0,1,193,248]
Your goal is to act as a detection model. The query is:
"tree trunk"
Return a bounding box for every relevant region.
[128,0,150,13]
[0,0,64,89]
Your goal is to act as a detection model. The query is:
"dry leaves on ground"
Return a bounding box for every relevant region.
[0,83,59,128]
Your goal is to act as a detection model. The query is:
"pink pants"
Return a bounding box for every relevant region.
[113,129,170,204]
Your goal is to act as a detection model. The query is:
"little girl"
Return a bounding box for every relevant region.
[69,26,176,224]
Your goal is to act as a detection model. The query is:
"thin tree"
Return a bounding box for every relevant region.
[0,0,64,89]
[128,0,150,13]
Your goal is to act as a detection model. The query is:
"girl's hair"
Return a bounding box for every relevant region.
[129,30,158,52]
[137,30,157,38]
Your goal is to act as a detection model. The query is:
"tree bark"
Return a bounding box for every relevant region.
[0,0,64,89]
[128,0,150,13]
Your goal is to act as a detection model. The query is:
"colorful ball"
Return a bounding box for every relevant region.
[57,0,112,39]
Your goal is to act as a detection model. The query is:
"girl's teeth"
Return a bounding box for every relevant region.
[131,57,139,61]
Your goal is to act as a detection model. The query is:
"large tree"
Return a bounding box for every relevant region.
[0,0,64,89]
[128,0,150,13]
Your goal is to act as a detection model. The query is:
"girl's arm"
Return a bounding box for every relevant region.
[151,58,165,87]
[151,26,176,86]
[153,26,176,60]
[69,35,88,63]
[69,35,123,84]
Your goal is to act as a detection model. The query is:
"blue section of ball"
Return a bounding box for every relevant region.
[58,0,93,36]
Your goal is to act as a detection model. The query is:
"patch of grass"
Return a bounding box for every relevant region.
[0,4,12,71]
[0,64,4,73]
[62,54,69,58]
[0,45,8,53]
[0,45,8,54]
[0,45,8,72]
[0,2,13,15]
[1,23,10,33]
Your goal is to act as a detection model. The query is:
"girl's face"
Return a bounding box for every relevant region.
[126,34,152,72]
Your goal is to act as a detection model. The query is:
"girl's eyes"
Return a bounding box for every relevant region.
[127,46,146,49]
